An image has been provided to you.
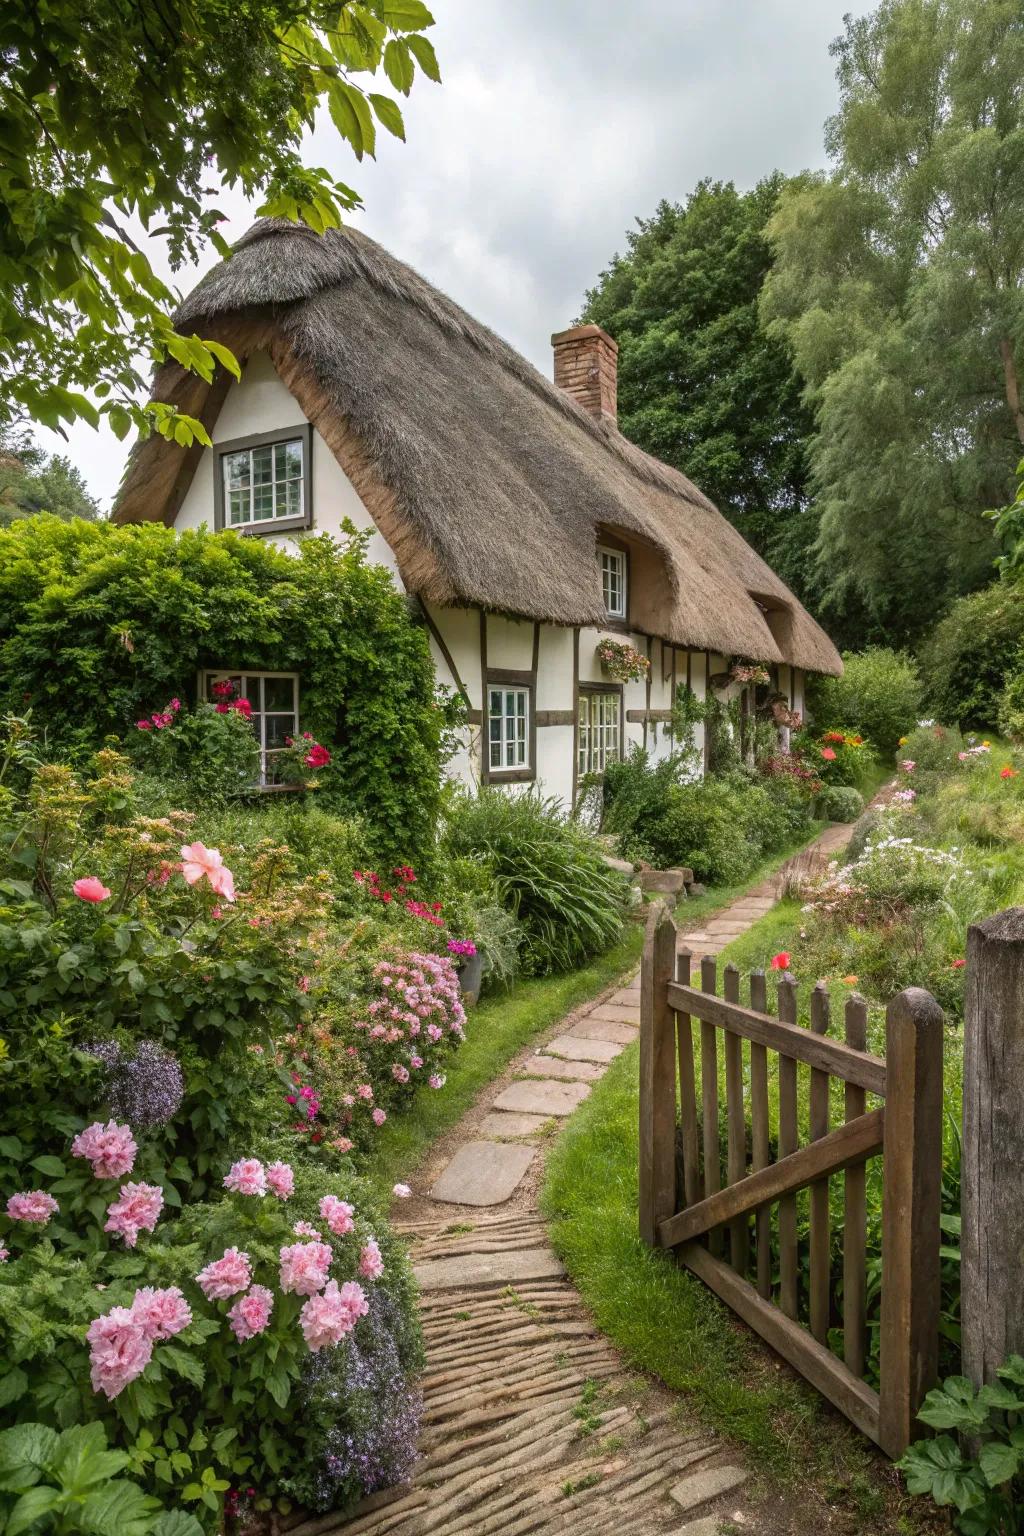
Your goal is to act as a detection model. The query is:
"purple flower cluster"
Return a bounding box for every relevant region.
[84,1040,184,1129]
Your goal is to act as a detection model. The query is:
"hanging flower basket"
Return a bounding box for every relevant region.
[596,638,650,683]
[729,661,771,687]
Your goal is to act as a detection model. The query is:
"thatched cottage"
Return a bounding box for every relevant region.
[114,220,841,803]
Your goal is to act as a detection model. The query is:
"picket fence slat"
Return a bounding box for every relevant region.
[700,955,723,1258]
[843,995,869,1377]
[809,982,831,1344]
[748,969,772,1300]
[723,964,749,1275]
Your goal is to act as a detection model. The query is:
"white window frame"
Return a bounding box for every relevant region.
[598,545,628,619]
[578,688,621,777]
[200,670,300,787]
[487,685,530,774]
[214,425,313,535]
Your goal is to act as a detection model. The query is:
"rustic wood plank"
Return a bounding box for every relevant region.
[535,709,575,727]
[878,987,944,1458]
[777,974,799,1321]
[675,948,702,1208]
[809,982,831,1344]
[666,983,887,1094]
[844,995,869,1377]
[677,1242,882,1447]
[639,906,679,1245]
[700,955,722,1257]
[749,969,772,1300]
[658,1109,884,1249]
[723,964,749,1275]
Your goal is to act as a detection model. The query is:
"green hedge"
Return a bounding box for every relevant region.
[0,517,441,863]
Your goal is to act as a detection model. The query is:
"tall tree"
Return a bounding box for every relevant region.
[0,427,99,528]
[762,0,1024,646]
[580,177,817,596]
[0,1,440,444]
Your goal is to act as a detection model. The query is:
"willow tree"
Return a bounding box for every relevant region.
[762,0,1024,645]
[0,1,439,444]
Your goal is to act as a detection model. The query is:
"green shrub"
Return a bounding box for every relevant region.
[817,785,864,822]
[0,517,441,864]
[442,790,628,975]
[846,807,883,860]
[921,580,1024,731]
[794,727,874,788]
[128,696,260,805]
[807,648,922,756]
[997,661,1024,742]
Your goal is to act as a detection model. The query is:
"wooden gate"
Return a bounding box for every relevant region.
[638,906,944,1458]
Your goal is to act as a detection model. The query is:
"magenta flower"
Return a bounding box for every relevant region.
[279,1240,332,1296]
[319,1195,354,1236]
[87,1305,154,1399]
[0,1246,8,1262]
[71,1120,137,1180]
[299,1279,368,1351]
[428,1074,446,1090]
[6,1190,58,1225]
[73,876,112,903]
[227,1284,274,1341]
[104,1182,164,1247]
[265,1161,294,1199]
[196,1246,252,1301]
[223,1158,267,1197]
[131,1286,192,1342]
[359,1238,384,1280]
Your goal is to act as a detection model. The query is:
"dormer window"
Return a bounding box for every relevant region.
[599,545,627,619]
[214,425,313,535]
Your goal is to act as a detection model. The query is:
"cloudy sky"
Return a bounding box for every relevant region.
[48,0,859,509]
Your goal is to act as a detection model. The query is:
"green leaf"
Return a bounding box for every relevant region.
[79,1477,159,1536]
[50,1422,128,1494]
[997,1354,1024,1386]
[0,1423,60,1491]
[916,1377,989,1433]
[405,32,441,81]
[328,81,376,159]
[383,38,414,95]
[152,1513,205,1536]
[381,0,435,31]
[203,340,242,381]
[0,1368,29,1408]
[30,1154,65,1177]
[160,1346,204,1389]
[368,93,406,141]
[5,1484,64,1535]
[977,1381,1024,1413]
[0,1136,24,1159]
[978,1438,1022,1488]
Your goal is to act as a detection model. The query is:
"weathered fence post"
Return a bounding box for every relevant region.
[878,987,944,1459]
[639,902,678,1246]
[963,908,1024,1385]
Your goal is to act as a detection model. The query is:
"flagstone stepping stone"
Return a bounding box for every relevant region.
[669,1464,748,1514]
[430,1141,535,1207]
[587,1004,641,1025]
[672,1518,726,1535]
[568,1017,638,1045]
[522,1054,603,1082]
[544,1034,623,1064]
[478,1111,551,1139]
[413,1246,565,1290]
[492,1079,590,1117]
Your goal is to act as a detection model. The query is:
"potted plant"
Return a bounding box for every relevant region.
[596,638,651,683]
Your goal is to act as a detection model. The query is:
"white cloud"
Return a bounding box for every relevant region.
[37,0,857,509]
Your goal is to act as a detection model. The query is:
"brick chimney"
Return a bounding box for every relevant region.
[551,323,618,424]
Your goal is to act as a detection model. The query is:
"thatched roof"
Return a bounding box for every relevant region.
[114,220,841,676]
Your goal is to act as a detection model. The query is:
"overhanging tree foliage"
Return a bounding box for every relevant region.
[0,1,439,444]
[580,178,817,596]
[761,0,1024,646]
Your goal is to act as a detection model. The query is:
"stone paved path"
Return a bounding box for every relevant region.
[300,824,854,1536]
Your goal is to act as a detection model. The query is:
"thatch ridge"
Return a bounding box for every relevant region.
[115,220,842,675]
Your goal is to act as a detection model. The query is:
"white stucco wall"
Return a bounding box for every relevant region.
[174,352,402,579]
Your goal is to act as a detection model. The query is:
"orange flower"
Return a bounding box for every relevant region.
[1000,766,1019,779]
[950,958,966,970]
[770,952,791,972]
[842,974,858,986]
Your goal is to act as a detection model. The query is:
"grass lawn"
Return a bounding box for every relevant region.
[359,924,644,1203]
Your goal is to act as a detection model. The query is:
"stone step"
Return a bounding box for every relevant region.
[492,1079,590,1117]
[430,1140,536,1207]
[568,1017,638,1045]
[669,1463,748,1514]
[478,1111,552,1139]
[544,1034,623,1064]
[522,1055,604,1083]
[414,1247,565,1291]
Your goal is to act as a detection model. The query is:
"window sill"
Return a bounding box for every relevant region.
[487,768,536,784]
[231,516,311,538]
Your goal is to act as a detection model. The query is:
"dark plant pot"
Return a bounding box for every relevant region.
[457,951,484,1008]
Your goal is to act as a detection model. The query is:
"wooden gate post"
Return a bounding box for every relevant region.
[963,908,1024,1385]
[878,987,944,1459]
[639,903,678,1246]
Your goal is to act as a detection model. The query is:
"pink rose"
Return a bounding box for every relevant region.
[73,876,112,903]
[266,1161,294,1199]
[359,1239,384,1280]
[0,1246,8,1262]
[356,1084,373,1101]
[87,1305,154,1399]
[227,1284,274,1341]
[391,1063,410,1084]
[179,842,236,903]
[332,1138,354,1154]
[428,1074,446,1090]
[131,1286,192,1341]
[104,1182,163,1248]
[299,1279,368,1351]
[279,1240,332,1296]
[71,1120,137,1180]
[319,1195,354,1236]
[196,1246,252,1301]
[371,1108,387,1126]
[293,1221,322,1238]
[6,1190,59,1224]
[392,1183,412,1199]
[223,1158,266,1197]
